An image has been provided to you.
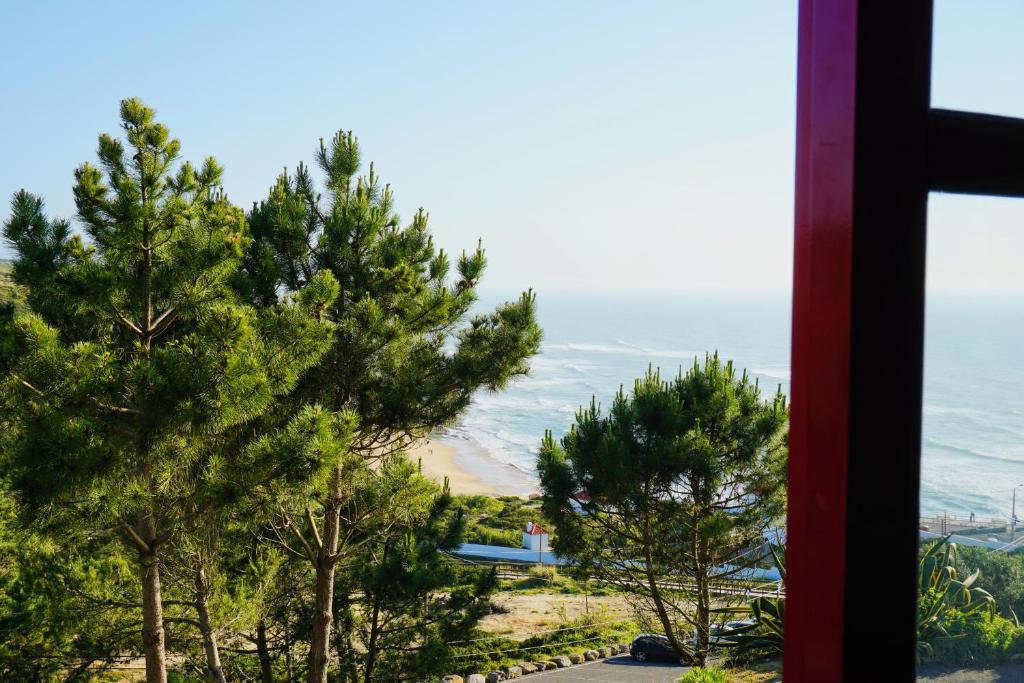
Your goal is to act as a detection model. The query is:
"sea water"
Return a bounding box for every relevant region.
[446,290,1024,517]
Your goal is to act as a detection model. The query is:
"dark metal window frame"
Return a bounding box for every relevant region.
[787,2,1024,681]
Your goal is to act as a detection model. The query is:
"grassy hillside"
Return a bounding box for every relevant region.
[0,260,12,297]
[456,494,554,547]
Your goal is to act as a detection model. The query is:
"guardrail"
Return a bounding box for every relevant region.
[443,552,785,598]
[920,513,1008,536]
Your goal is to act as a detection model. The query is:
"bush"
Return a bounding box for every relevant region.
[927,611,1020,665]
[954,546,1024,621]
[474,527,521,547]
[529,564,559,582]
[167,673,202,683]
[679,668,727,683]
[456,495,554,548]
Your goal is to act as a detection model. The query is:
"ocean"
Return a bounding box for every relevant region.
[443,290,1024,518]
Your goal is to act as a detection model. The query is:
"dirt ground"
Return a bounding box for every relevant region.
[477,595,1024,682]
[917,663,1024,682]
[478,592,633,634]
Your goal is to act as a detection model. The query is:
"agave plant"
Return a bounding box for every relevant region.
[714,543,785,655]
[717,537,999,659]
[917,537,996,657]
[717,595,784,655]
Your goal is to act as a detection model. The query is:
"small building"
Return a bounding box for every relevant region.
[570,490,591,514]
[522,521,549,551]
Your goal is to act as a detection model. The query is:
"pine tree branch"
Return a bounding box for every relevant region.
[305,505,324,550]
[148,306,177,337]
[113,311,144,336]
[12,373,44,396]
[67,585,193,611]
[152,505,207,549]
[279,506,316,562]
[121,523,151,554]
[219,645,286,654]
[263,525,307,560]
[91,397,141,415]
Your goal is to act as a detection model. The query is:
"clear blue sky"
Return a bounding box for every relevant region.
[1,1,1022,292]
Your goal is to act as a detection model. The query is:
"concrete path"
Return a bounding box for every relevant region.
[529,654,685,682]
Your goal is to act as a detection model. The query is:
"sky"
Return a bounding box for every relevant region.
[1,1,1022,293]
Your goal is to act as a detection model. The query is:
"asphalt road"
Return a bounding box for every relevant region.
[529,655,686,682]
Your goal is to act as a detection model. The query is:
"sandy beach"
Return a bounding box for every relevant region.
[408,434,538,497]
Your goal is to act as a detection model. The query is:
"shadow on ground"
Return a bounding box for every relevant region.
[918,663,1024,683]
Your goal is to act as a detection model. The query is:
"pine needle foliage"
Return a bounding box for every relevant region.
[538,354,788,667]
[243,131,542,447]
[241,130,542,682]
[0,98,336,682]
[333,458,498,682]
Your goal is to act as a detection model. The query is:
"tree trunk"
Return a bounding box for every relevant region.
[640,504,688,663]
[137,195,166,683]
[256,621,274,683]
[307,466,344,683]
[308,558,337,682]
[333,591,358,683]
[194,564,227,683]
[645,564,682,655]
[692,510,711,668]
[139,515,168,683]
[285,627,294,683]
[362,597,382,683]
[694,567,711,667]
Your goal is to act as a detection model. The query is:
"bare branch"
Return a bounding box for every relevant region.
[121,523,150,554]
[279,506,316,562]
[305,505,324,550]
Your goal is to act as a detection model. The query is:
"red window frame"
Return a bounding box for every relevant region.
[787,2,1024,680]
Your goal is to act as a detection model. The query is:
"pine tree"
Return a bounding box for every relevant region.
[0,491,141,679]
[243,131,542,683]
[332,458,496,683]
[0,99,335,683]
[538,355,788,667]
[178,398,356,683]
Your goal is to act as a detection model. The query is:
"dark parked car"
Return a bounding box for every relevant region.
[629,634,684,663]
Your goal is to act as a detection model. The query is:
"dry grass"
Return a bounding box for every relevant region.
[726,670,781,683]
[722,659,782,683]
[478,592,632,635]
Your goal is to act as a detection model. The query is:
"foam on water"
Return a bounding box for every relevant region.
[449,291,1024,517]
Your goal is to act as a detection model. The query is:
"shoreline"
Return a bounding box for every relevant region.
[406,435,1016,520]
[408,433,538,498]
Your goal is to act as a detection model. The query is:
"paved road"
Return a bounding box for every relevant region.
[529,655,686,682]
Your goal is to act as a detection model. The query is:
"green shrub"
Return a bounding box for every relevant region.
[529,564,559,582]
[954,546,1024,621]
[474,527,521,547]
[1013,625,1024,654]
[455,494,553,548]
[917,538,996,659]
[978,615,1017,657]
[679,667,727,683]
[167,672,202,683]
[928,611,1020,665]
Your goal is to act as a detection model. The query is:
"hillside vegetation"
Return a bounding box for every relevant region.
[457,495,554,547]
[0,260,11,290]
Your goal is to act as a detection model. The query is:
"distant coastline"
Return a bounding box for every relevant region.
[451,291,1024,517]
